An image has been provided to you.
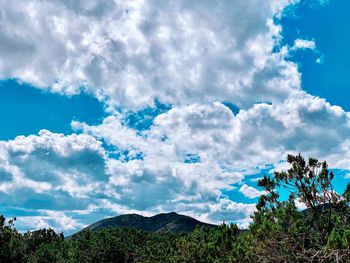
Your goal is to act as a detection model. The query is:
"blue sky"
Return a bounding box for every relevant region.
[0,0,349,235]
[280,0,350,111]
[0,80,106,140]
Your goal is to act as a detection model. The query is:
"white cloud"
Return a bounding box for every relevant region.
[250,177,263,182]
[294,198,307,210]
[0,128,252,232]
[0,130,107,205]
[16,211,86,232]
[239,184,265,199]
[292,39,316,50]
[0,0,300,109]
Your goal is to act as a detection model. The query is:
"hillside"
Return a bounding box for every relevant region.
[75,212,217,235]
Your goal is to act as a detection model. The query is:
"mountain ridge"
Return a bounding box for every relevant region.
[73,212,218,236]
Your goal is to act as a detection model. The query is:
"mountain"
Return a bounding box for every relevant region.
[75,212,217,235]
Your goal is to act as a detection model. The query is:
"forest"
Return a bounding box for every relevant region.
[1,154,350,262]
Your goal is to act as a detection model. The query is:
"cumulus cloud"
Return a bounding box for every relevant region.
[16,211,85,232]
[239,184,265,199]
[292,39,316,50]
[0,128,252,232]
[0,130,108,214]
[0,0,300,109]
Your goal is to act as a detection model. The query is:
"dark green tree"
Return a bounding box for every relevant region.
[251,153,350,262]
[0,216,24,263]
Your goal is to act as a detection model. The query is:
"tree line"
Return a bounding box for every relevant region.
[1,154,350,262]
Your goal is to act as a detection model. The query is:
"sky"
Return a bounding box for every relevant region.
[0,0,349,235]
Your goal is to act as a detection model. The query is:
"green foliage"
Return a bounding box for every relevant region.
[176,224,239,263]
[252,153,350,262]
[0,216,25,263]
[0,153,350,262]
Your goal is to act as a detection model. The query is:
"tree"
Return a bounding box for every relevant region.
[0,216,24,263]
[251,153,350,262]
